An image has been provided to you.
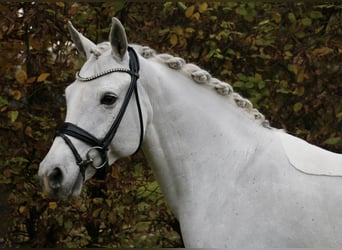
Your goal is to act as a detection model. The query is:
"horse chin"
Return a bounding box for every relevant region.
[69,172,84,197]
[84,167,97,181]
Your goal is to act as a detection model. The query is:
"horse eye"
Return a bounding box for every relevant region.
[101,93,117,105]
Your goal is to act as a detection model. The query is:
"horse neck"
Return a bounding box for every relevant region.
[138,56,274,217]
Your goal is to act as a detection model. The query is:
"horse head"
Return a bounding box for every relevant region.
[38,18,149,198]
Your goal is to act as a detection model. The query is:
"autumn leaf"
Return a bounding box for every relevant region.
[27,76,37,84]
[3,168,11,178]
[19,206,26,214]
[37,73,50,82]
[49,202,58,210]
[311,47,333,57]
[92,208,102,218]
[25,126,33,137]
[15,69,27,84]
[56,2,64,7]
[170,33,178,46]
[185,5,195,18]
[294,86,305,96]
[192,12,200,21]
[198,2,208,13]
[296,67,305,83]
[11,90,21,100]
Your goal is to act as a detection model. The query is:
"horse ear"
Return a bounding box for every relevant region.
[109,17,128,60]
[67,21,96,59]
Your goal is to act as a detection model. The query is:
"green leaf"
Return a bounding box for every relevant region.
[9,110,19,123]
[258,81,266,89]
[236,6,247,16]
[288,12,296,23]
[324,137,342,146]
[284,44,293,51]
[0,97,8,108]
[310,11,323,19]
[169,33,178,46]
[177,2,187,11]
[277,88,291,94]
[295,31,306,38]
[246,81,255,89]
[64,220,73,230]
[293,102,303,112]
[273,12,282,24]
[233,81,245,89]
[237,73,248,81]
[301,17,312,26]
[258,19,270,26]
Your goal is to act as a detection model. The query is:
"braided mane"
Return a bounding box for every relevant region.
[90,42,271,128]
[134,45,270,129]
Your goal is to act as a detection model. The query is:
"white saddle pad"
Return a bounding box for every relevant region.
[276,131,342,176]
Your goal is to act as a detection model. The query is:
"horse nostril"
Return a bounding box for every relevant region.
[48,167,63,191]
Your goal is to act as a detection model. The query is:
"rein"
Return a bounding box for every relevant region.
[57,46,143,180]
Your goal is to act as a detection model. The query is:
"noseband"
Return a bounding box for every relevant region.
[57,47,143,180]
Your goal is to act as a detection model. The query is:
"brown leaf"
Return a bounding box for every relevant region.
[311,47,333,57]
[11,90,21,100]
[170,34,178,46]
[92,208,102,218]
[3,169,11,178]
[56,2,64,7]
[185,5,195,18]
[192,12,201,21]
[15,70,27,84]
[49,201,57,210]
[37,73,50,82]
[25,126,33,137]
[198,2,208,13]
[19,206,26,214]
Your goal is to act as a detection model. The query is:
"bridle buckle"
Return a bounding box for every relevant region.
[85,146,108,170]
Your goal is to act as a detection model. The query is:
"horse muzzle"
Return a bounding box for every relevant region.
[39,164,83,198]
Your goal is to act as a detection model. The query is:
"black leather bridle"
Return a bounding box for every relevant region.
[56,46,143,180]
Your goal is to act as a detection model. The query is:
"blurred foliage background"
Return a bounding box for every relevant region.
[0,2,341,247]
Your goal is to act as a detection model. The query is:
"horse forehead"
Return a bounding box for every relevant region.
[79,49,129,77]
